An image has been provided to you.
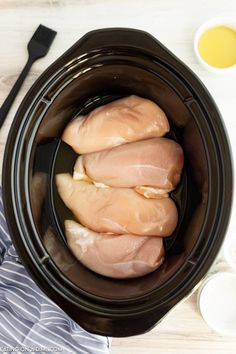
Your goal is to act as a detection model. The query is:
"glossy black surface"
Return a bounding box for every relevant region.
[2,28,233,337]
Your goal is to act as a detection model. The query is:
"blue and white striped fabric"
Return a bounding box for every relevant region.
[0,189,111,354]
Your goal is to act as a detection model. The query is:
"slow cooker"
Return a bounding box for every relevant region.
[2,28,232,337]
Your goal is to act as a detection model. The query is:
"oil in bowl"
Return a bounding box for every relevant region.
[198,25,236,69]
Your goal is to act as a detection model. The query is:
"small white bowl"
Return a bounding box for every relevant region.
[198,272,236,336]
[194,16,236,74]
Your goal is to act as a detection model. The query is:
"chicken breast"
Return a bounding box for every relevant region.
[65,220,165,279]
[73,138,184,196]
[62,95,170,154]
[56,174,178,237]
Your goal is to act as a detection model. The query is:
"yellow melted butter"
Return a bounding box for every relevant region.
[198,25,236,68]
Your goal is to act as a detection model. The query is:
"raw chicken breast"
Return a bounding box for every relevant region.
[56,174,178,236]
[62,95,170,154]
[65,220,165,279]
[73,138,184,196]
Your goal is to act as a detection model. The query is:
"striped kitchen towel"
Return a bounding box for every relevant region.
[0,190,111,354]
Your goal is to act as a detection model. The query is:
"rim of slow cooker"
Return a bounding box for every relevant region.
[2,30,233,319]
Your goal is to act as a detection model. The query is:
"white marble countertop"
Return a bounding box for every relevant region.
[0,1,236,353]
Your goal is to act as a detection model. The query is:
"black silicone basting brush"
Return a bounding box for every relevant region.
[0,24,57,128]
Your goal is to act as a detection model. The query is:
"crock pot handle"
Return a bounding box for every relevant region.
[60,28,174,66]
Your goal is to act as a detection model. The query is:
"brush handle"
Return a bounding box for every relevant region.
[0,57,34,129]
